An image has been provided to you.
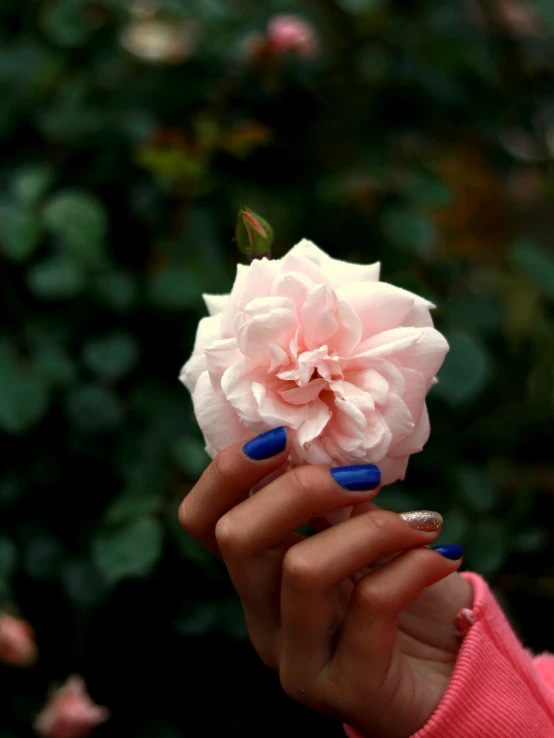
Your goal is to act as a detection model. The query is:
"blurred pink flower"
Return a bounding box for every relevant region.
[267,15,319,59]
[181,240,448,488]
[0,613,37,667]
[35,675,109,738]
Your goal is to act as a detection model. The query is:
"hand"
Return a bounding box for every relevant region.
[179,428,473,738]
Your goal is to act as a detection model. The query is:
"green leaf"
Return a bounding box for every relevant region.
[456,466,497,512]
[0,537,18,580]
[66,385,124,433]
[0,204,41,261]
[35,344,77,387]
[106,487,164,525]
[0,342,49,434]
[12,165,54,206]
[443,294,504,334]
[404,173,452,210]
[43,190,108,267]
[434,508,469,546]
[93,518,164,585]
[22,534,65,579]
[83,333,139,381]
[94,271,138,312]
[148,267,202,309]
[381,208,436,257]
[434,331,491,404]
[512,527,548,553]
[464,520,507,575]
[28,255,86,298]
[508,240,554,300]
[61,559,109,606]
[337,0,387,14]
[171,436,210,479]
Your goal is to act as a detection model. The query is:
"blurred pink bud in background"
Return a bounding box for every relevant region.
[267,14,319,59]
[0,613,37,667]
[35,675,109,738]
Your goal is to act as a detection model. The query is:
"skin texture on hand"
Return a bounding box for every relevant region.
[179,430,473,738]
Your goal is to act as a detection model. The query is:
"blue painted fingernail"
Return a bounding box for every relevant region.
[430,544,464,560]
[243,427,287,461]
[330,465,381,492]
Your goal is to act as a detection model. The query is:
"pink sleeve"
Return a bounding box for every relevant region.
[344,572,554,738]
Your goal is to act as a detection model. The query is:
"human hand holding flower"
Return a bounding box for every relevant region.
[179,432,473,738]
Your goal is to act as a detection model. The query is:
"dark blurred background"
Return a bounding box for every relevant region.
[1,0,554,735]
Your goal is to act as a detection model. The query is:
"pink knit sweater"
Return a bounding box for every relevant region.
[344,572,554,738]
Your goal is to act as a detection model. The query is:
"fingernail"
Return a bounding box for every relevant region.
[399,510,443,532]
[243,427,287,461]
[330,465,381,492]
[430,544,463,560]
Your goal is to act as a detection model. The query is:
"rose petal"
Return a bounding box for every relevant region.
[271,272,315,312]
[335,282,416,339]
[333,299,363,357]
[381,393,415,443]
[203,293,229,316]
[279,378,327,405]
[300,285,340,350]
[252,382,310,430]
[237,302,298,366]
[390,326,449,385]
[221,363,265,430]
[284,239,380,286]
[391,404,430,456]
[205,338,242,389]
[297,398,332,446]
[221,259,279,337]
[397,367,426,425]
[346,328,423,368]
[179,314,221,392]
[378,454,410,485]
[193,371,251,457]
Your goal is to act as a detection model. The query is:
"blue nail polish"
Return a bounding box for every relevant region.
[243,427,287,461]
[330,465,381,492]
[430,544,464,560]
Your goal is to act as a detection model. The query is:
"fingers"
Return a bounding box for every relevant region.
[214,463,381,669]
[332,544,463,686]
[178,427,290,555]
[278,510,442,687]
[216,463,382,556]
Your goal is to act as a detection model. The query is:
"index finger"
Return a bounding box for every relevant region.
[178,427,290,556]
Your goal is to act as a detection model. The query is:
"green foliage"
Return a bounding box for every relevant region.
[2,0,553,734]
[93,518,164,585]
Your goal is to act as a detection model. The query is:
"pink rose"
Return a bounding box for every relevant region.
[267,14,318,59]
[181,240,448,487]
[35,675,109,738]
[0,613,37,667]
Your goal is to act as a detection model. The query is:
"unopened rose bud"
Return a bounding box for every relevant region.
[35,675,109,738]
[0,613,37,668]
[235,206,274,260]
[267,14,318,59]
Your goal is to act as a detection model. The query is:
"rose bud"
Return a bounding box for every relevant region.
[235,206,274,260]
[0,613,37,667]
[35,675,109,738]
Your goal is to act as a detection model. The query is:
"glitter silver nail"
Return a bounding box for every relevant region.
[399,510,443,532]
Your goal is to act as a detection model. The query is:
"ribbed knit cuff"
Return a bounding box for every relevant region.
[344,572,554,738]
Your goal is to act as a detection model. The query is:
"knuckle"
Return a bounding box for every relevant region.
[282,547,318,591]
[287,464,328,500]
[214,514,242,555]
[359,509,393,539]
[352,577,388,616]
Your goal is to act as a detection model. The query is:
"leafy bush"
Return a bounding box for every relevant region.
[1,0,554,736]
